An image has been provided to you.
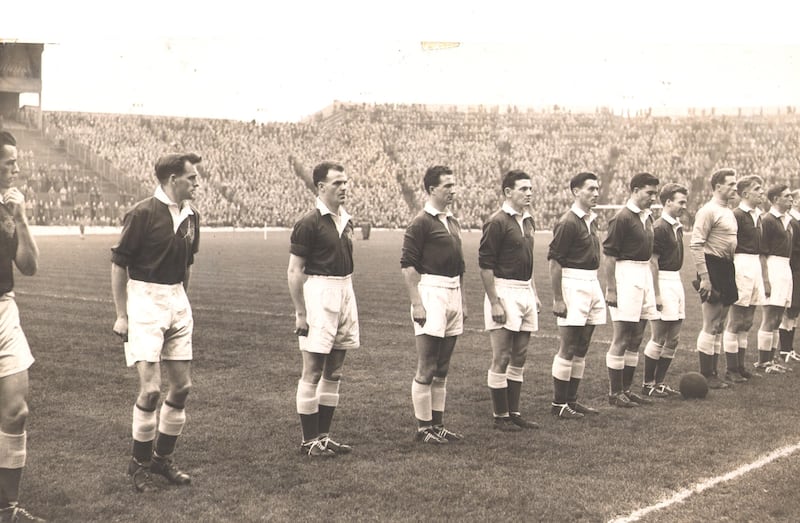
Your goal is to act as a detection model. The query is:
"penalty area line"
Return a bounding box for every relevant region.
[608,440,800,523]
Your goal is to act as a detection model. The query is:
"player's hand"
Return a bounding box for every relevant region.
[535,294,542,313]
[552,299,567,318]
[412,303,427,327]
[112,316,128,342]
[764,281,772,298]
[698,278,713,302]
[294,312,309,337]
[3,188,26,222]
[490,300,506,324]
[655,295,663,312]
[605,288,618,308]
[462,301,469,321]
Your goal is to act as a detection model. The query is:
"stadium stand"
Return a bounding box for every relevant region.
[6,104,800,228]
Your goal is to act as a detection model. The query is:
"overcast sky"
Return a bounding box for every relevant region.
[4,1,800,121]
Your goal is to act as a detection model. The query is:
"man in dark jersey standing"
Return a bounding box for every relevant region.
[548,172,604,419]
[722,176,765,384]
[641,183,688,397]
[603,172,660,408]
[401,166,468,444]
[479,170,541,432]
[0,132,44,522]
[288,162,359,458]
[112,153,201,492]
[753,184,794,372]
[778,189,800,363]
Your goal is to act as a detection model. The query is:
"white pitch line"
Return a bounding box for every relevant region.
[16,290,613,344]
[608,441,800,523]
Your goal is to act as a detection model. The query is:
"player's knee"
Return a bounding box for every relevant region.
[1,401,28,432]
[490,353,511,372]
[138,387,161,409]
[302,368,323,384]
[629,334,644,350]
[511,345,528,365]
[323,369,343,382]
[416,360,438,383]
[171,380,192,401]
[556,346,575,360]
[414,372,434,385]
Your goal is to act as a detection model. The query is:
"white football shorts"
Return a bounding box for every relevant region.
[484,278,538,332]
[609,260,659,322]
[733,253,765,307]
[0,293,34,379]
[657,271,685,321]
[125,279,193,367]
[765,256,792,308]
[558,269,606,327]
[299,275,360,354]
[413,274,463,338]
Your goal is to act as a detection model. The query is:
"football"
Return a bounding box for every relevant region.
[679,372,709,399]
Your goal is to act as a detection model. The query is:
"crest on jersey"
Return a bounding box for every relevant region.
[183,218,195,242]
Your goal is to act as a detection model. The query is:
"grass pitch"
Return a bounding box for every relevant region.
[16,229,800,522]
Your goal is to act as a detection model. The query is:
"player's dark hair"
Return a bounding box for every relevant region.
[659,183,688,205]
[710,168,736,190]
[312,161,345,187]
[155,153,202,182]
[767,183,789,203]
[502,170,531,193]
[569,171,598,192]
[736,175,763,196]
[0,131,16,149]
[630,172,659,191]
[423,165,453,194]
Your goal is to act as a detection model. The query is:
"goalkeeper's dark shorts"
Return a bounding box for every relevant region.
[704,254,737,306]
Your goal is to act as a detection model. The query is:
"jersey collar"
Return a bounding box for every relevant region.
[661,212,682,229]
[154,185,193,214]
[570,203,596,224]
[626,200,652,218]
[424,202,453,219]
[501,202,531,220]
[316,197,351,224]
[738,202,760,215]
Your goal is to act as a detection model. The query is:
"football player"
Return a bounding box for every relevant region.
[777,189,800,362]
[0,131,44,522]
[112,153,201,491]
[479,170,541,431]
[288,162,359,457]
[753,184,794,373]
[603,173,660,407]
[548,172,604,418]
[690,169,739,387]
[642,183,688,397]
[401,166,468,444]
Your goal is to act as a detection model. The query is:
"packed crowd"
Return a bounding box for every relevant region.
[14,147,124,225]
[38,105,800,229]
